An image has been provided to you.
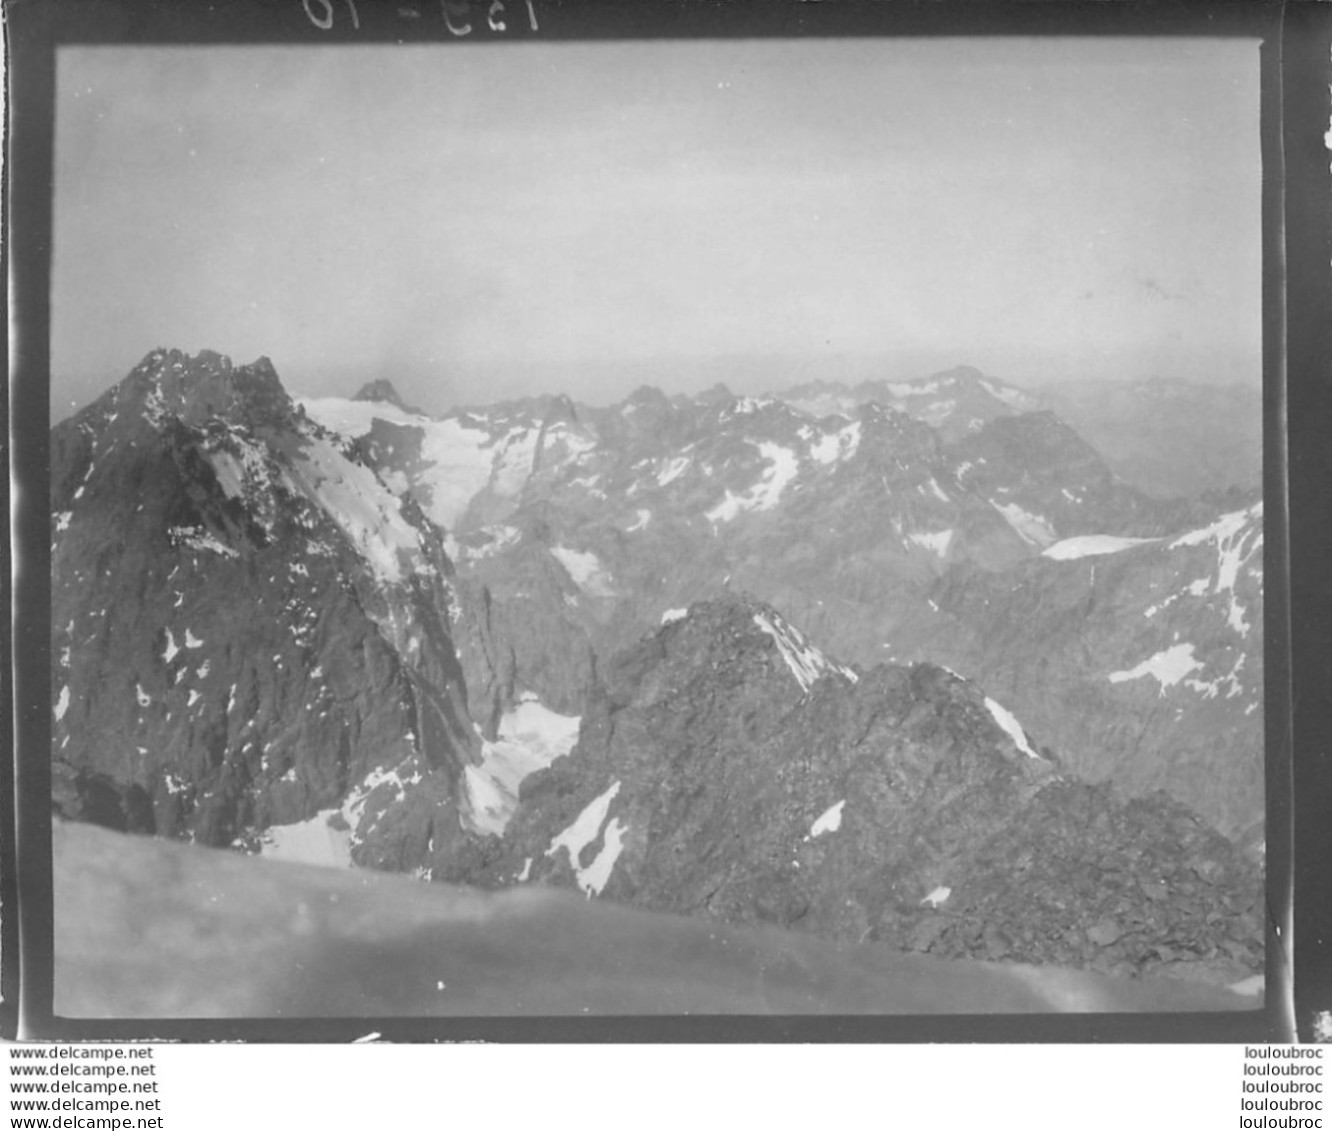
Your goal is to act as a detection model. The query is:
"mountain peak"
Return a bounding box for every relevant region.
[353,378,407,408]
[622,595,860,703]
[931,364,987,384]
[625,384,671,408]
[694,382,735,405]
[352,378,429,417]
[121,348,294,432]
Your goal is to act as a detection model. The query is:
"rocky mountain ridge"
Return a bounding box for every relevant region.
[51,348,483,873]
[302,370,1261,835]
[467,596,1261,985]
[892,499,1264,839]
[50,349,1265,999]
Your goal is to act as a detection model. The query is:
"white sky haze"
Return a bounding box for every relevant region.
[52,37,1261,416]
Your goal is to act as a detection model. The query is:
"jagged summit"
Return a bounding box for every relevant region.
[353,378,408,408]
[351,378,429,418]
[541,392,580,428]
[633,595,861,700]
[481,587,1258,986]
[51,348,482,871]
[110,347,292,433]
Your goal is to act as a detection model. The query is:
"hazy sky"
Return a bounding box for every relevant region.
[52,38,1261,416]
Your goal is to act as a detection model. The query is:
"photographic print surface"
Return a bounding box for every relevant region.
[47,33,1267,1023]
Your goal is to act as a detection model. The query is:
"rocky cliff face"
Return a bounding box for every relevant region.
[477,598,1262,985]
[51,349,483,873]
[891,500,1264,840]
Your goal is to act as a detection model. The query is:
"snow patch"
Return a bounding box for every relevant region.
[729,395,771,416]
[54,686,70,723]
[1108,644,1204,695]
[921,886,952,908]
[260,809,353,869]
[809,800,845,838]
[469,524,521,561]
[1184,652,1247,701]
[979,378,1033,409]
[550,545,614,597]
[752,611,858,692]
[918,399,957,425]
[462,700,581,836]
[298,396,425,437]
[626,509,651,532]
[661,607,689,625]
[991,501,1057,548]
[984,696,1041,759]
[706,443,799,524]
[578,817,629,897]
[341,764,417,838]
[1170,503,1261,550]
[887,380,940,397]
[656,456,691,487]
[546,781,625,896]
[909,529,954,558]
[1042,534,1161,561]
[809,421,861,465]
[1169,505,1263,639]
[416,418,500,528]
[162,628,180,663]
[289,436,423,584]
[492,427,540,497]
[168,525,238,559]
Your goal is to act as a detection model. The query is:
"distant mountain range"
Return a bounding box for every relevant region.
[49,349,1266,1006]
[294,364,1260,839]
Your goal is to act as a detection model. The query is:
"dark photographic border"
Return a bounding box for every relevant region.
[6,0,1325,1043]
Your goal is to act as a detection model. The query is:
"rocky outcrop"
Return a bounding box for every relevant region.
[891,499,1264,839]
[481,597,1262,986]
[51,349,482,872]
